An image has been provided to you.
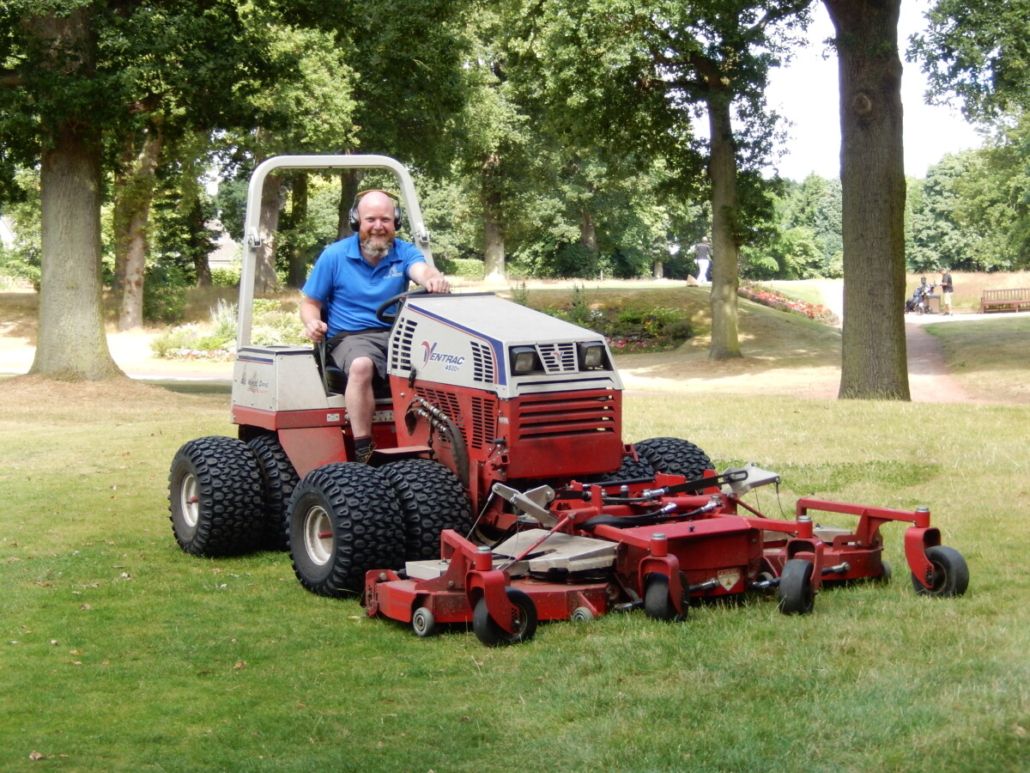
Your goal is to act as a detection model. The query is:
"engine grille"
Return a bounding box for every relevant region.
[537,342,578,373]
[514,390,617,439]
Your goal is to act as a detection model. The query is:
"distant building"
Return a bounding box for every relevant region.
[0,215,14,248]
[207,220,240,268]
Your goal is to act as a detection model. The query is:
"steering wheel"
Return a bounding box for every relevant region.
[375,286,428,325]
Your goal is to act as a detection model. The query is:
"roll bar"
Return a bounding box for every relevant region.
[237,154,434,349]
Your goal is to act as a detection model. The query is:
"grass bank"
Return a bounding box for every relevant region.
[1,377,1027,772]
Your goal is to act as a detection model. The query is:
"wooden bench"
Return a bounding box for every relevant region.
[979,288,1030,314]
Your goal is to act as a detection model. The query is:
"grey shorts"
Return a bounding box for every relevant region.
[328,328,391,378]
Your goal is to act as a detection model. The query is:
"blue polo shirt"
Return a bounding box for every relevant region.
[302,235,426,335]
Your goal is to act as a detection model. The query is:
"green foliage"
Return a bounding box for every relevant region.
[508,281,530,306]
[758,174,843,280]
[0,168,41,286]
[151,296,305,358]
[210,267,240,288]
[914,0,1030,120]
[142,265,189,324]
[531,287,693,352]
[908,152,985,272]
[435,257,485,279]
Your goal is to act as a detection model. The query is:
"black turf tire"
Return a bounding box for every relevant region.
[379,459,473,562]
[247,434,300,551]
[634,437,714,480]
[168,436,265,557]
[583,453,656,485]
[288,463,404,597]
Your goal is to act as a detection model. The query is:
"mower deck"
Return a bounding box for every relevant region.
[365,469,966,645]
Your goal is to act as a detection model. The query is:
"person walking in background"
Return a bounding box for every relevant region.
[693,236,712,285]
[939,267,954,315]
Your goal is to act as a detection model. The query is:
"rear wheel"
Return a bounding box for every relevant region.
[288,463,404,597]
[247,434,300,551]
[911,545,969,597]
[777,559,815,615]
[168,436,264,556]
[472,588,538,646]
[634,437,714,480]
[380,459,473,562]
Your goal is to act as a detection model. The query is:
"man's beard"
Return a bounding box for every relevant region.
[360,234,391,263]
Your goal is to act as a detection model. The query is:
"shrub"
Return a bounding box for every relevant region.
[152,296,305,359]
[210,266,241,287]
[436,257,485,279]
[143,265,189,324]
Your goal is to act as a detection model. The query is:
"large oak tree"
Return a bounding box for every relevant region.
[0,1,284,376]
[825,0,909,399]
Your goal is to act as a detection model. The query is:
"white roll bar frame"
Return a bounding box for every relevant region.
[237,154,433,349]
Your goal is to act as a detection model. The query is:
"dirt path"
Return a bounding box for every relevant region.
[905,322,975,403]
[808,280,974,403]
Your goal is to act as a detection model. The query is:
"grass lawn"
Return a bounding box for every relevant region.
[1,282,1029,772]
[1,374,1028,772]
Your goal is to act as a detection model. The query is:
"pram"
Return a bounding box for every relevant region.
[905,281,937,314]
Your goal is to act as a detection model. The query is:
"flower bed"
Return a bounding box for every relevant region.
[738,281,838,325]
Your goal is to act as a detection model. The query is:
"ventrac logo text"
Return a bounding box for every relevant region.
[421,341,466,372]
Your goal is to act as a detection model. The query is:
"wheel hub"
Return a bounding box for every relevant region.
[303,506,333,566]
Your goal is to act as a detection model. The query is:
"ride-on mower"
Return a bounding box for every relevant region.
[169,155,969,646]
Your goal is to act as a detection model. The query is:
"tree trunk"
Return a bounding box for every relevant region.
[256,169,282,293]
[706,91,742,361]
[337,168,361,240]
[116,124,163,331]
[287,172,309,288]
[483,185,505,282]
[28,8,121,380]
[825,0,909,400]
[189,201,212,287]
[111,137,136,296]
[653,261,664,279]
[32,126,122,380]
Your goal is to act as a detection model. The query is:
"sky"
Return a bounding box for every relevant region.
[764,0,984,181]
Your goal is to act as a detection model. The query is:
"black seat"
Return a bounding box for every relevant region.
[314,339,392,398]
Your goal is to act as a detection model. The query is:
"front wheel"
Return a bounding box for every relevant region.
[911,545,969,597]
[643,574,681,621]
[288,463,404,597]
[472,588,538,646]
[777,559,816,615]
[634,437,714,480]
[411,606,437,638]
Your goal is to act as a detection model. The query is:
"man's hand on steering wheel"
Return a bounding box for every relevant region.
[422,275,450,294]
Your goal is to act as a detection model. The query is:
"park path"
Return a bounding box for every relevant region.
[811,280,973,403]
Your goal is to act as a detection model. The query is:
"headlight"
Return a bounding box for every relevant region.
[510,346,541,374]
[578,342,606,369]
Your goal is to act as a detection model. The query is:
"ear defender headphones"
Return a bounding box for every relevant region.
[348,189,404,232]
